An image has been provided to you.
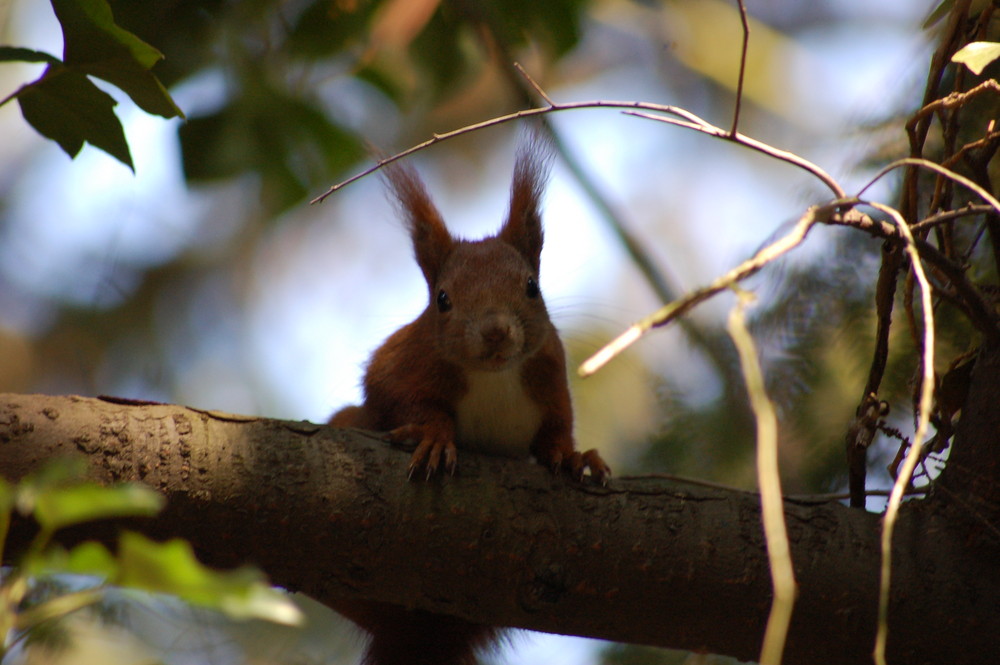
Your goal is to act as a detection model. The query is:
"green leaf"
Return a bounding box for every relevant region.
[410,11,467,98]
[179,85,363,213]
[50,0,183,118]
[24,541,119,580]
[0,47,62,65]
[178,105,255,181]
[33,481,163,531]
[17,64,134,169]
[117,533,304,625]
[951,41,1000,76]
[53,0,162,68]
[287,0,374,58]
[15,458,89,515]
[64,542,120,578]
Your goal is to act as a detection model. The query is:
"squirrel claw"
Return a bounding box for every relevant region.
[395,425,457,481]
[546,451,563,475]
[582,448,611,486]
[547,449,610,485]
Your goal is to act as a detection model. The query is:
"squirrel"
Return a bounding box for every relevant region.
[329,138,610,665]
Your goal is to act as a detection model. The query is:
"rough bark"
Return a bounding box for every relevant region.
[937,340,1000,527]
[0,391,997,665]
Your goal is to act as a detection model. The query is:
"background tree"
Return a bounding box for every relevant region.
[1,0,998,664]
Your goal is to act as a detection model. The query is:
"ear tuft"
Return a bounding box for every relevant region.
[499,135,553,274]
[383,160,453,286]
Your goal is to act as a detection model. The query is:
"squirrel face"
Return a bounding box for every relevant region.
[430,238,550,372]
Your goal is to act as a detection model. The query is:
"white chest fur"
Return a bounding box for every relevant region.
[455,366,542,458]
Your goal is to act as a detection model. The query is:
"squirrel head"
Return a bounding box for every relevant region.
[383,140,554,371]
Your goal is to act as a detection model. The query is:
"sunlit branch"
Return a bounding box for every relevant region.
[726,289,796,665]
[866,201,936,665]
[579,202,837,376]
[859,157,1000,216]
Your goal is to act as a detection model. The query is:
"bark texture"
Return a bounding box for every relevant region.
[0,390,998,665]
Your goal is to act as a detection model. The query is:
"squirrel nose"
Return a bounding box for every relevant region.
[478,312,520,353]
[481,323,512,345]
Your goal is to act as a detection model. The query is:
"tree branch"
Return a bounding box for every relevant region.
[0,393,997,665]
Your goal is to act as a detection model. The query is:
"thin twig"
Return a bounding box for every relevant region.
[730,0,750,136]
[859,157,1000,216]
[904,79,1000,132]
[941,129,1000,170]
[625,110,846,198]
[867,201,936,665]
[621,472,927,502]
[833,207,997,338]
[501,67,685,307]
[513,62,555,107]
[579,201,838,376]
[911,203,994,231]
[311,98,847,204]
[727,289,795,665]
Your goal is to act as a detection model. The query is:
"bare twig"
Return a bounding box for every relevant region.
[730,0,750,136]
[859,157,1000,216]
[513,62,555,107]
[911,203,994,231]
[868,201,936,665]
[625,110,846,198]
[579,202,838,376]
[941,129,1000,170]
[311,99,846,204]
[622,472,927,503]
[727,289,795,665]
[904,79,1000,133]
[501,66,685,307]
[833,207,998,339]
[845,392,889,509]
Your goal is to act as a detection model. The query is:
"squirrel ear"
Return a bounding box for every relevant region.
[499,136,552,274]
[383,160,453,286]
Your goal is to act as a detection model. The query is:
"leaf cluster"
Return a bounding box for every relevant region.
[0,0,183,171]
[0,459,301,661]
[2,0,588,215]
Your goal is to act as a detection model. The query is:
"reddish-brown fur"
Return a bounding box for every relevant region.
[330,140,609,665]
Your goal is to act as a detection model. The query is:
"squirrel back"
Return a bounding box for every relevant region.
[330,139,609,665]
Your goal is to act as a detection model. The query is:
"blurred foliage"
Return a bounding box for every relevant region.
[103,0,588,214]
[0,459,302,662]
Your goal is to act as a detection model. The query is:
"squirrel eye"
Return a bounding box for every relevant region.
[526,276,540,299]
[436,289,452,312]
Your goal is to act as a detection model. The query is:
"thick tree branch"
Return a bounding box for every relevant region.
[0,393,997,665]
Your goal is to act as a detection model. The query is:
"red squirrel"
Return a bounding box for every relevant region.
[329,139,610,665]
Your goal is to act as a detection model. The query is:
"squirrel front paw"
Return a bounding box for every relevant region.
[538,447,611,485]
[387,424,458,480]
